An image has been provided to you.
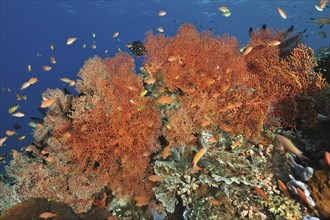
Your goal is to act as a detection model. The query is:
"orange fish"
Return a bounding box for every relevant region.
[201,120,212,127]
[39,212,58,219]
[208,137,217,143]
[42,65,52,71]
[12,150,18,159]
[230,139,241,149]
[277,180,292,200]
[208,199,221,205]
[156,96,175,104]
[148,175,164,182]
[243,46,253,56]
[296,188,313,208]
[145,77,156,85]
[325,151,330,167]
[41,99,54,108]
[134,196,149,207]
[191,147,207,172]
[254,186,269,202]
[161,144,171,159]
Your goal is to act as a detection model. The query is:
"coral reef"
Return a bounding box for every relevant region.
[1,24,328,219]
[144,24,326,145]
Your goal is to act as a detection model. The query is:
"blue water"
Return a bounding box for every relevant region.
[0,0,329,171]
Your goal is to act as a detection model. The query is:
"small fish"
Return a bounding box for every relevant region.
[218,6,230,13]
[268,40,281,46]
[92,32,96,38]
[18,135,25,141]
[222,11,231,17]
[254,186,269,202]
[167,56,178,62]
[140,90,148,97]
[201,120,212,127]
[158,10,166,16]
[50,56,56,64]
[5,130,16,136]
[12,150,18,158]
[145,77,156,84]
[277,180,292,200]
[42,66,52,71]
[45,156,56,163]
[50,44,55,51]
[0,137,7,147]
[148,175,164,182]
[41,150,48,155]
[277,6,287,19]
[27,77,38,85]
[20,82,31,90]
[208,199,221,205]
[27,121,37,128]
[161,144,171,159]
[157,27,164,33]
[134,196,149,207]
[12,112,25,117]
[276,134,307,160]
[8,105,19,113]
[156,96,175,104]
[296,187,313,207]
[66,37,77,45]
[314,18,330,24]
[319,0,329,10]
[82,43,86,48]
[91,44,97,49]
[37,52,45,58]
[112,32,119,38]
[41,99,54,108]
[27,64,32,72]
[86,104,95,109]
[191,147,207,172]
[325,151,330,167]
[39,212,58,219]
[243,46,253,56]
[208,137,217,143]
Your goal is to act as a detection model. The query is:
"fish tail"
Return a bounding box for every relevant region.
[190,164,201,173]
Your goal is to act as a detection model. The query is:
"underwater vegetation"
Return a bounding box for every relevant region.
[1,24,329,219]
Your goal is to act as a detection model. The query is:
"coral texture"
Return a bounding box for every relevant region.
[144,24,326,145]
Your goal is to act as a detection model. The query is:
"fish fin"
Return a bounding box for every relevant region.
[299,154,309,161]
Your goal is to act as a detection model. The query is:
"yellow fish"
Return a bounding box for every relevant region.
[191,147,207,172]
[66,37,77,45]
[8,105,19,113]
[276,134,308,160]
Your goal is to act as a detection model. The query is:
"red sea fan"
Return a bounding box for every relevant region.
[52,53,162,200]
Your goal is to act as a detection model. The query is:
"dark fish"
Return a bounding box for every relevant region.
[319,31,327,38]
[13,123,22,130]
[63,88,72,95]
[261,24,267,30]
[248,27,253,37]
[126,41,145,56]
[315,18,330,24]
[37,107,47,116]
[286,25,294,33]
[30,116,44,123]
[302,28,307,33]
